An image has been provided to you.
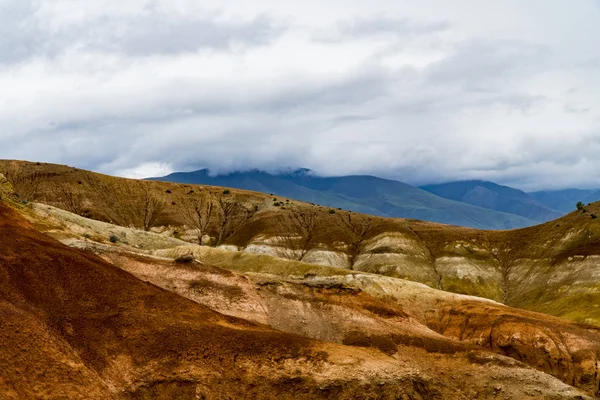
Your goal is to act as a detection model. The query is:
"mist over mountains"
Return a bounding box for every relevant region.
[150,168,598,229]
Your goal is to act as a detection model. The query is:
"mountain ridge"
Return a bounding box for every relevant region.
[420,179,564,222]
[150,168,540,230]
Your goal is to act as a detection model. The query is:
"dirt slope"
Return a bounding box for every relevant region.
[3,160,600,325]
[5,201,599,399]
[93,244,600,397]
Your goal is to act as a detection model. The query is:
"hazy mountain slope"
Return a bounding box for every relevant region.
[150,168,538,229]
[530,188,600,213]
[421,180,564,222]
[150,169,384,216]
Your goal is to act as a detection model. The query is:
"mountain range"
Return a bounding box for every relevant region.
[150,169,598,230]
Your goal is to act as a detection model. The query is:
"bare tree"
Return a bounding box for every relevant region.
[58,185,84,215]
[215,197,255,246]
[141,186,164,231]
[4,171,41,202]
[178,190,214,244]
[335,213,374,269]
[275,207,318,261]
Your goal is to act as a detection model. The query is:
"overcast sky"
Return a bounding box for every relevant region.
[1,0,599,190]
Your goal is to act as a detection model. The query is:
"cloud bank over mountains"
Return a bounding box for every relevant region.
[1,0,599,190]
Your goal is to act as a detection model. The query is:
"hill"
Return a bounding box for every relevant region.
[149,168,538,229]
[420,180,564,222]
[3,159,600,328]
[2,176,600,398]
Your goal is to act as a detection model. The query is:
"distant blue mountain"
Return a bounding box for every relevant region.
[420,180,564,223]
[529,189,600,213]
[149,169,541,230]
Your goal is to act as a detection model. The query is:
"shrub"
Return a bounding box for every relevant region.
[592,214,598,219]
[329,209,336,214]
[109,234,119,243]
[223,189,230,195]
[83,233,91,239]
[165,189,172,194]
[175,255,195,263]
[577,201,585,211]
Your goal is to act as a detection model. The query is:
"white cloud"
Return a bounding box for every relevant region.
[0,0,599,190]
[117,162,174,179]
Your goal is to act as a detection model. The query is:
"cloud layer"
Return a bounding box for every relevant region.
[1,0,599,190]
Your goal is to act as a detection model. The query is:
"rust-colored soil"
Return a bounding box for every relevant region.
[0,191,596,398]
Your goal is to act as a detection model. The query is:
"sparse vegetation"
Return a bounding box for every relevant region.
[215,197,256,246]
[275,207,318,261]
[177,190,214,245]
[335,213,374,269]
[140,186,164,231]
[175,254,195,263]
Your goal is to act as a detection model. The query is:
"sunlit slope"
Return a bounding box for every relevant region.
[3,159,600,326]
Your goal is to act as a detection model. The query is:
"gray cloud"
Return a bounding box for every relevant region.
[341,17,450,37]
[1,0,600,191]
[0,1,282,64]
[86,14,282,56]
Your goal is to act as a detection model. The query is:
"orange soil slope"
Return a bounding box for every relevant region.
[0,200,596,399]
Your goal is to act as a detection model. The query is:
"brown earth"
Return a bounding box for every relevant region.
[93,246,600,397]
[0,170,598,398]
[2,160,600,327]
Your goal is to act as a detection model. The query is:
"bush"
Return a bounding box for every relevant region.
[83,233,91,239]
[165,189,172,194]
[175,255,195,263]
[223,189,230,195]
[592,214,598,219]
[577,201,585,211]
[329,209,336,214]
[109,234,119,243]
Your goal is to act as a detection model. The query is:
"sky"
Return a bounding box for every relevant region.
[1,0,599,191]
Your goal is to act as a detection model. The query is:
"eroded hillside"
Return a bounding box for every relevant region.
[2,159,600,328]
[3,175,600,398]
